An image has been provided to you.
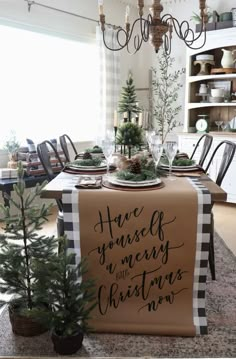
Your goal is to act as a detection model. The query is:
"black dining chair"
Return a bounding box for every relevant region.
[189,134,213,168]
[204,140,236,280]
[59,134,79,163]
[37,140,65,237]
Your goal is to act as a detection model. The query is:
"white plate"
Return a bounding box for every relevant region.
[67,161,107,171]
[108,176,162,187]
[160,164,199,172]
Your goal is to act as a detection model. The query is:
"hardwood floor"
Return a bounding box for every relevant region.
[213,202,236,255]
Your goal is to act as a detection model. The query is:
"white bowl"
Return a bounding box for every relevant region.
[211,88,224,97]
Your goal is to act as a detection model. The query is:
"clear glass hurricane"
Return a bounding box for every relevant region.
[101,138,114,179]
[150,142,163,175]
[163,141,178,180]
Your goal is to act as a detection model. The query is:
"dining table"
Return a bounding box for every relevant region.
[40,169,226,337]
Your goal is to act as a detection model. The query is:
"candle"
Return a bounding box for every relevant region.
[114,110,118,127]
[131,117,136,124]
[98,0,103,15]
[124,112,128,118]
[138,112,143,127]
[125,5,130,23]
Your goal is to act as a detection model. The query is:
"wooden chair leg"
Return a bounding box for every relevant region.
[209,212,216,280]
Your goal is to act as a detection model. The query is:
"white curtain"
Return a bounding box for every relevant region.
[96,26,120,139]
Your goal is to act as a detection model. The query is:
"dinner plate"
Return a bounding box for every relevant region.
[160,164,199,172]
[66,161,107,171]
[108,176,162,188]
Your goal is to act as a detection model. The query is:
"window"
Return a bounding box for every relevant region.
[0,23,100,148]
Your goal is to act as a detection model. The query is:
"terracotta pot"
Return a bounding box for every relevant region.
[51,327,84,355]
[8,305,47,337]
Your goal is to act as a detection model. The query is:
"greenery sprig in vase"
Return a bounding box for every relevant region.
[152,49,185,144]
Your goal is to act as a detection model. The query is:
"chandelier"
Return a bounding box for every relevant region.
[98,0,208,54]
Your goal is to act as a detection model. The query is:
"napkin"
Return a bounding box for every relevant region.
[75,176,102,189]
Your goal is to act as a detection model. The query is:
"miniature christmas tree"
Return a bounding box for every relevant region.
[118,73,141,122]
[0,162,57,326]
[116,122,143,158]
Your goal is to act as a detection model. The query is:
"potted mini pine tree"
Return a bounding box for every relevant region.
[33,235,97,355]
[0,161,57,336]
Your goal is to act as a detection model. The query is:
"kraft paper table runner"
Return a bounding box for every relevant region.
[62,177,212,336]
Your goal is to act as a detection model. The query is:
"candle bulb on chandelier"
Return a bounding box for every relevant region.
[125,5,130,23]
[98,0,103,15]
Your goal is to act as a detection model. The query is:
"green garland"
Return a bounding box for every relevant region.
[172,158,195,166]
[116,169,156,181]
[116,156,167,181]
[68,158,103,167]
[84,146,103,153]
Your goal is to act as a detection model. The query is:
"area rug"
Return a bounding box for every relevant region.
[0,232,235,358]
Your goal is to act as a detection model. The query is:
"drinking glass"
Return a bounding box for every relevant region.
[163,141,178,180]
[221,121,229,131]
[215,120,223,131]
[150,143,163,174]
[101,139,114,178]
[145,130,156,150]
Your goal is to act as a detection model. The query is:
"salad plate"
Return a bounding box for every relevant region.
[108,176,162,188]
[160,164,200,172]
[66,161,107,171]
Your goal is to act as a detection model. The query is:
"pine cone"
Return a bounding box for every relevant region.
[83,152,92,160]
[130,159,141,174]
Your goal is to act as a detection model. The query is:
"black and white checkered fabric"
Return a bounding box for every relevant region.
[62,178,212,335]
[188,178,212,335]
[62,189,81,265]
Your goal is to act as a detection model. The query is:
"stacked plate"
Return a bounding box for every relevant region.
[108,176,162,188]
[209,96,224,103]
[160,164,200,172]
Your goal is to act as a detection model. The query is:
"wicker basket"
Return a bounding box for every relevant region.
[8,306,47,337]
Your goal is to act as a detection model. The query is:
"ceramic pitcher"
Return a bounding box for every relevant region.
[221,49,236,68]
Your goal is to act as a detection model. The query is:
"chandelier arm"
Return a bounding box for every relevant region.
[163,34,171,55]
[102,17,147,52]
[139,17,150,43]
[162,14,207,50]
[102,30,127,51]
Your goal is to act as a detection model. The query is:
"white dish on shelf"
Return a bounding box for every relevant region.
[209,96,224,103]
[108,176,162,187]
[196,54,214,61]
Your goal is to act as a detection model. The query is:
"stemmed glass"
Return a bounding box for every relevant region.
[215,120,223,132]
[163,141,178,180]
[101,138,114,179]
[145,130,156,151]
[150,142,163,175]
